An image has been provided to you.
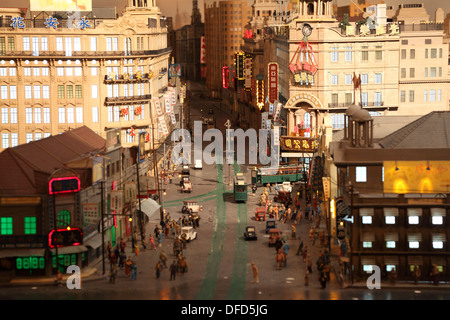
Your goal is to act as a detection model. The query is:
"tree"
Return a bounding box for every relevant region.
[338,13,351,32]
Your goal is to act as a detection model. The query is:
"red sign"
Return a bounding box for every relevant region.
[200,36,206,64]
[48,227,83,248]
[268,63,278,104]
[49,177,80,195]
[222,66,229,89]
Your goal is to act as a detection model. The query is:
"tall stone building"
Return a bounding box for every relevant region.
[0,0,172,155]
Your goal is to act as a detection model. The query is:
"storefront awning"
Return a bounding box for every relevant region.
[84,232,103,250]
[49,245,88,255]
[139,198,161,219]
[0,248,46,258]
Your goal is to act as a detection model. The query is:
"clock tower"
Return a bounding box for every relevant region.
[296,0,334,20]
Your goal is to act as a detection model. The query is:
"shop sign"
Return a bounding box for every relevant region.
[268,63,278,103]
[280,137,318,153]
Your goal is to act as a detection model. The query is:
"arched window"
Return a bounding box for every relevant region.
[307,3,314,15]
[57,210,71,228]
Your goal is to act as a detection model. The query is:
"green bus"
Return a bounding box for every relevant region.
[234,173,248,202]
[251,165,304,186]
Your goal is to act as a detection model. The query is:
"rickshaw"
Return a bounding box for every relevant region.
[181,201,203,213]
[254,207,266,221]
[268,228,280,247]
[265,219,277,234]
[273,190,291,204]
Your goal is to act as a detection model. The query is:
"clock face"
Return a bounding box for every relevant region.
[302,24,312,36]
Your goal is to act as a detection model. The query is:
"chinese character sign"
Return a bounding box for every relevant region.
[268,63,278,104]
[280,137,318,152]
[244,57,252,91]
[235,52,245,80]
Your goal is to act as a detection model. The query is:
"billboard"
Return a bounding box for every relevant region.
[30,0,92,11]
[383,161,450,194]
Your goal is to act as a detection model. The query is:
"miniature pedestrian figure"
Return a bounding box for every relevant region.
[319,271,327,289]
[155,261,162,279]
[158,232,163,247]
[168,173,173,184]
[302,245,308,262]
[170,261,177,280]
[413,264,421,284]
[114,245,120,263]
[296,238,304,256]
[267,183,272,194]
[160,250,167,268]
[307,254,312,273]
[276,249,286,270]
[120,238,126,254]
[291,224,296,240]
[125,257,132,277]
[109,265,117,284]
[389,267,397,285]
[430,264,440,285]
[119,252,126,270]
[251,262,259,283]
[149,234,157,250]
[283,241,290,257]
[55,270,63,287]
[252,184,257,196]
[304,268,309,286]
[131,261,137,280]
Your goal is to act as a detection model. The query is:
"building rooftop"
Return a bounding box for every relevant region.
[379,111,450,149]
[0,126,105,197]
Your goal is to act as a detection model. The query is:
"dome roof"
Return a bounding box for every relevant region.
[345,104,360,117]
[353,108,372,121]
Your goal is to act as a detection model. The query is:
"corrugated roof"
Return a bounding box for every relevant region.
[0,126,105,196]
[379,112,450,149]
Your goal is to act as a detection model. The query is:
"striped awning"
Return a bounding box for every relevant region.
[407,208,423,216]
[384,208,399,216]
[360,208,374,216]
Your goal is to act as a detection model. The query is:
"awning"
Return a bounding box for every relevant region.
[407,208,422,216]
[384,232,399,242]
[139,198,161,219]
[281,152,314,158]
[50,245,88,255]
[360,208,374,216]
[384,208,399,216]
[84,232,103,250]
[0,248,46,259]
[431,208,446,217]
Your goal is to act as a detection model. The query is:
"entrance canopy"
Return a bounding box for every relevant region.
[139,198,161,219]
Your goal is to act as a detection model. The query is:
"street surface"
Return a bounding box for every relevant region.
[1,83,450,305]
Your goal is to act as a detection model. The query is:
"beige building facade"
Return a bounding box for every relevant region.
[0,0,172,153]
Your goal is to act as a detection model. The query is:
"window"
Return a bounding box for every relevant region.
[67,107,74,123]
[25,108,32,123]
[33,85,40,99]
[345,74,352,85]
[374,73,382,84]
[0,217,13,235]
[401,49,406,59]
[409,68,415,78]
[400,90,406,102]
[43,108,50,123]
[355,166,367,182]
[1,108,7,124]
[42,85,49,99]
[409,90,415,102]
[66,85,73,99]
[409,241,419,249]
[362,216,372,224]
[430,67,436,78]
[10,108,17,123]
[34,107,41,124]
[92,106,99,123]
[362,241,372,248]
[375,46,382,60]
[429,90,436,102]
[57,210,71,228]
[58,107,65,123]
[26,133,33,143]
[361,49,368,61]
[23,37,30,51]
[2,133,8,148]
[361,92,368,107]
[386,241,396,248]
[424,90,427,102]
[11,133,18,147]
[425,67,428,77]
[76,107,83,123]
[344,46,352,61]
[108,107,113,122]
[385,216,395,224]
[56,37,63,51]
[374,92,382,106]
[408,216,419,224]
[75,85,82,99]
[90,37,97,51]
[401,68,406,78]
[431,48,437,58]
[410,49,415,59]
[331,74,338,85]
[0,85,7,99]
[331,47,338,62]
[58,85,65,99]
[24,217,37,234]
[361,74,368,84]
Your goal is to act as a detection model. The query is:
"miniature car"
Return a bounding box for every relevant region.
[179,226,197,242]
[265,219,277,234]
[181,201,203,213]
[181,180,193,193]
[181,165,190,175]
[244,226,257,240]
[254,207,266,221]
[269,228,280,247]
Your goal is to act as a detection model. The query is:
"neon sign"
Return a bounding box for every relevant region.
[48,227,83,248]
[49,177,81,195]
[222,66,229,89]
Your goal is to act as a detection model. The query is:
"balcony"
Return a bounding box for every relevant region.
[0,47,172,59]
[104,94,152,106]
[328,102,384,108]
[104,72,152,84]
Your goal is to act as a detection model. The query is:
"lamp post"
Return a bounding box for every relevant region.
[348,181,354,284]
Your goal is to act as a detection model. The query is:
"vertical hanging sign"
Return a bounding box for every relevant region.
[268,62,278,104]
[235,52,245,80]
[153,98,163,116]
[244,56,252,91]
[200,36,206,64]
